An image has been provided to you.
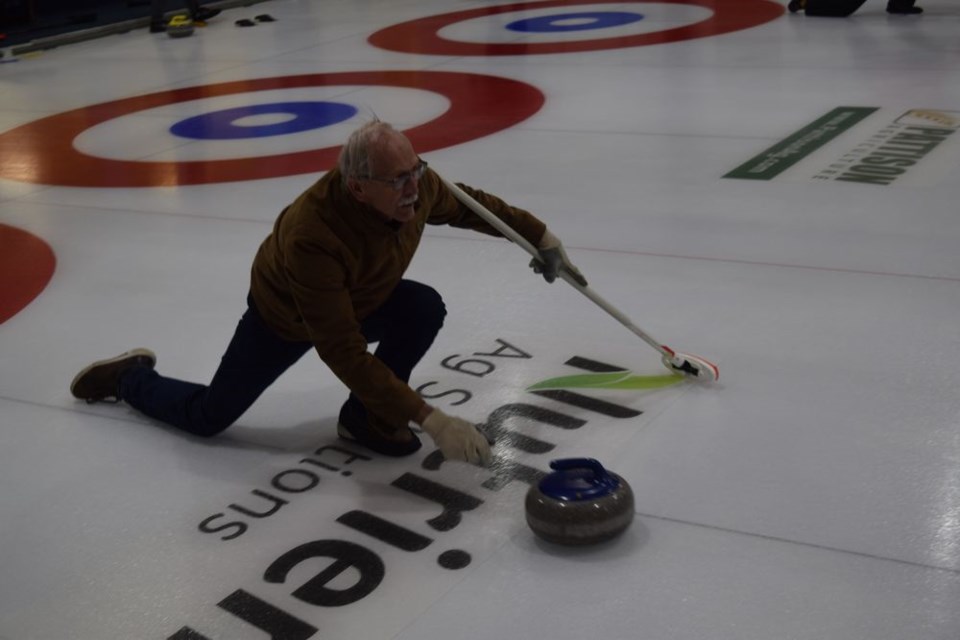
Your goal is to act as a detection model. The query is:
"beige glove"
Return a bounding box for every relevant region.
[421,408,492,466]
[530,229,587,286]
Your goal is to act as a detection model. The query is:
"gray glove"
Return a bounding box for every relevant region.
[421,408,492,466]
[529,229,587,286]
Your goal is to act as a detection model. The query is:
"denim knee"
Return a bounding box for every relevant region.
[416,285,447,330]
[188,413,235,438]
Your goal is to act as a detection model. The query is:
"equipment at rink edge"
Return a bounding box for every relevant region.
[166,15,195,38]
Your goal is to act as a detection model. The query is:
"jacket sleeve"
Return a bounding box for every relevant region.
[282,235,426,428]
[423,169,547,247]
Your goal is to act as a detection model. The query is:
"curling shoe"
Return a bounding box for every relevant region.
[887,1,923,12]
[337,402,421,457]
[337,420,422,456]
[70,348,156,404]
[192,7,221,23]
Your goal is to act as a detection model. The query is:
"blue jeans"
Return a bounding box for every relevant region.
[119,280,446,437]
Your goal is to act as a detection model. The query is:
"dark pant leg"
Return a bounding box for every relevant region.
[120,296,312,437]
[153,1,202,21]
[150,0,166,21]
[805,0,867,16]
[366,280,447,382]
[340,280,446,427]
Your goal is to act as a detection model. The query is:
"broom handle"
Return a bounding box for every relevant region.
[440,175,672,359]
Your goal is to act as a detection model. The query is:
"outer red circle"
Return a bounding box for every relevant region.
[0,72,545,187]
[0,224,56,324]
[369,0,784,56]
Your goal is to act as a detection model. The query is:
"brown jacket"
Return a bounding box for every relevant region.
[249,167,547,429]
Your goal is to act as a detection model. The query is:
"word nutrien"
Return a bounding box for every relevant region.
[170,340,641,639]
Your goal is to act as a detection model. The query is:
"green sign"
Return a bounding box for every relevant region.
[725,107,878,180]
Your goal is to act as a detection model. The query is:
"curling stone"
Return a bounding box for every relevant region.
[525,458,634,546]
[166,15,195,38]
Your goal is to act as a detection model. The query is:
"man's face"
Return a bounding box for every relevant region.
[348,131,422,223]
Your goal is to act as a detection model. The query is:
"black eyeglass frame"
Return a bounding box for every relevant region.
[363,159,428,191]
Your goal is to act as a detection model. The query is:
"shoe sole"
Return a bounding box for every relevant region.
[336,422,357,441]
[336,421,422,456]
[70,348,156,399]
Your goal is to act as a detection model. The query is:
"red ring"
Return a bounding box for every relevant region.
[369,0,784,56]
[0,72,545,187]
[0,224,56,324]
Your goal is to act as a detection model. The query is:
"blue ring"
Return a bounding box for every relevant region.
[505,11,644,33]
[170,101,358,140]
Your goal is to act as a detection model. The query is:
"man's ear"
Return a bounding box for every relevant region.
[346,177,367,202]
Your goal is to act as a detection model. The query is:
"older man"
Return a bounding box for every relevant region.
[70,121,584,466]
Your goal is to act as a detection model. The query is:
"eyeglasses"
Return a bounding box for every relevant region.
[364,159,428,191]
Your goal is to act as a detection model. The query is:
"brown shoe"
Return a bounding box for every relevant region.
[70,349,156,404]
[337,420,422,456]
[336,399,422,456]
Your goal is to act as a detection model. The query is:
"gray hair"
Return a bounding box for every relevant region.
[338,120,399,185]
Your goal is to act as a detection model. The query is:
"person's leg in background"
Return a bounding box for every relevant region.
[887,0,923,14]
[149,0,167,32]
[187,1,222,24]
